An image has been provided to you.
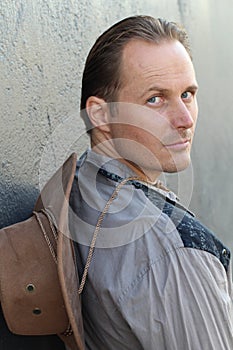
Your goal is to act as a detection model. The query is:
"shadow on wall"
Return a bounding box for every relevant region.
[0,181,39,229]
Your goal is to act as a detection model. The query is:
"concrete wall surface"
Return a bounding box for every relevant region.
[0,0,233,256]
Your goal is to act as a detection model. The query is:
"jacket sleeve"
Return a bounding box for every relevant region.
[119,247,233,350]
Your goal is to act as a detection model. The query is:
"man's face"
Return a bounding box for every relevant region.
[107,39,198,181]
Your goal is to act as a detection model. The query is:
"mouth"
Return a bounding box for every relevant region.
[165,138,191,151]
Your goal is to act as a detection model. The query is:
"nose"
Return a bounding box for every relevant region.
[168,100,195,130]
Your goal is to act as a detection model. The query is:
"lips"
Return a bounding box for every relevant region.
[162,128,193,149]
[165,138,191,150]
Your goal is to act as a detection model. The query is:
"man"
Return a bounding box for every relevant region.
[69,16,233,349]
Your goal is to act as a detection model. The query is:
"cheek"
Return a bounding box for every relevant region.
[109,106,171,147]
[134,130,163,150]
[120,129,166,161]
[113,124,164,145]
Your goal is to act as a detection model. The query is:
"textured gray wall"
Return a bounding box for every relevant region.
[0,0,232,254]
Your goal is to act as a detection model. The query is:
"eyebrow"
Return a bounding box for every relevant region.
[141,84,199,98]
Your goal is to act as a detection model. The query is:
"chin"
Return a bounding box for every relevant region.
[163,156,191,173]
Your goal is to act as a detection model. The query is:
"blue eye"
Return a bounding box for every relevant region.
[148,96,157,103]
[147,96,163,105]
[181,91,192,99]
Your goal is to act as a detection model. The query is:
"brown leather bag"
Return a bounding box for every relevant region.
[0,153,85,350]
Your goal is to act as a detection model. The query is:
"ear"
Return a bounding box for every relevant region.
[86,96,110,133]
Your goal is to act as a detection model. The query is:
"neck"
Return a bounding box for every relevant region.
[117,158,161,184]
[91,134,161,184]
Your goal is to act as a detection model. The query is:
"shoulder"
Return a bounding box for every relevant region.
[152,193,231,273]
[177,212,231,272]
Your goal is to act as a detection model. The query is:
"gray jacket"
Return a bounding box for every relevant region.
[69,149,233,350]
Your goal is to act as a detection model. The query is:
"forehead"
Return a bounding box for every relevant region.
[120,39,196,91]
